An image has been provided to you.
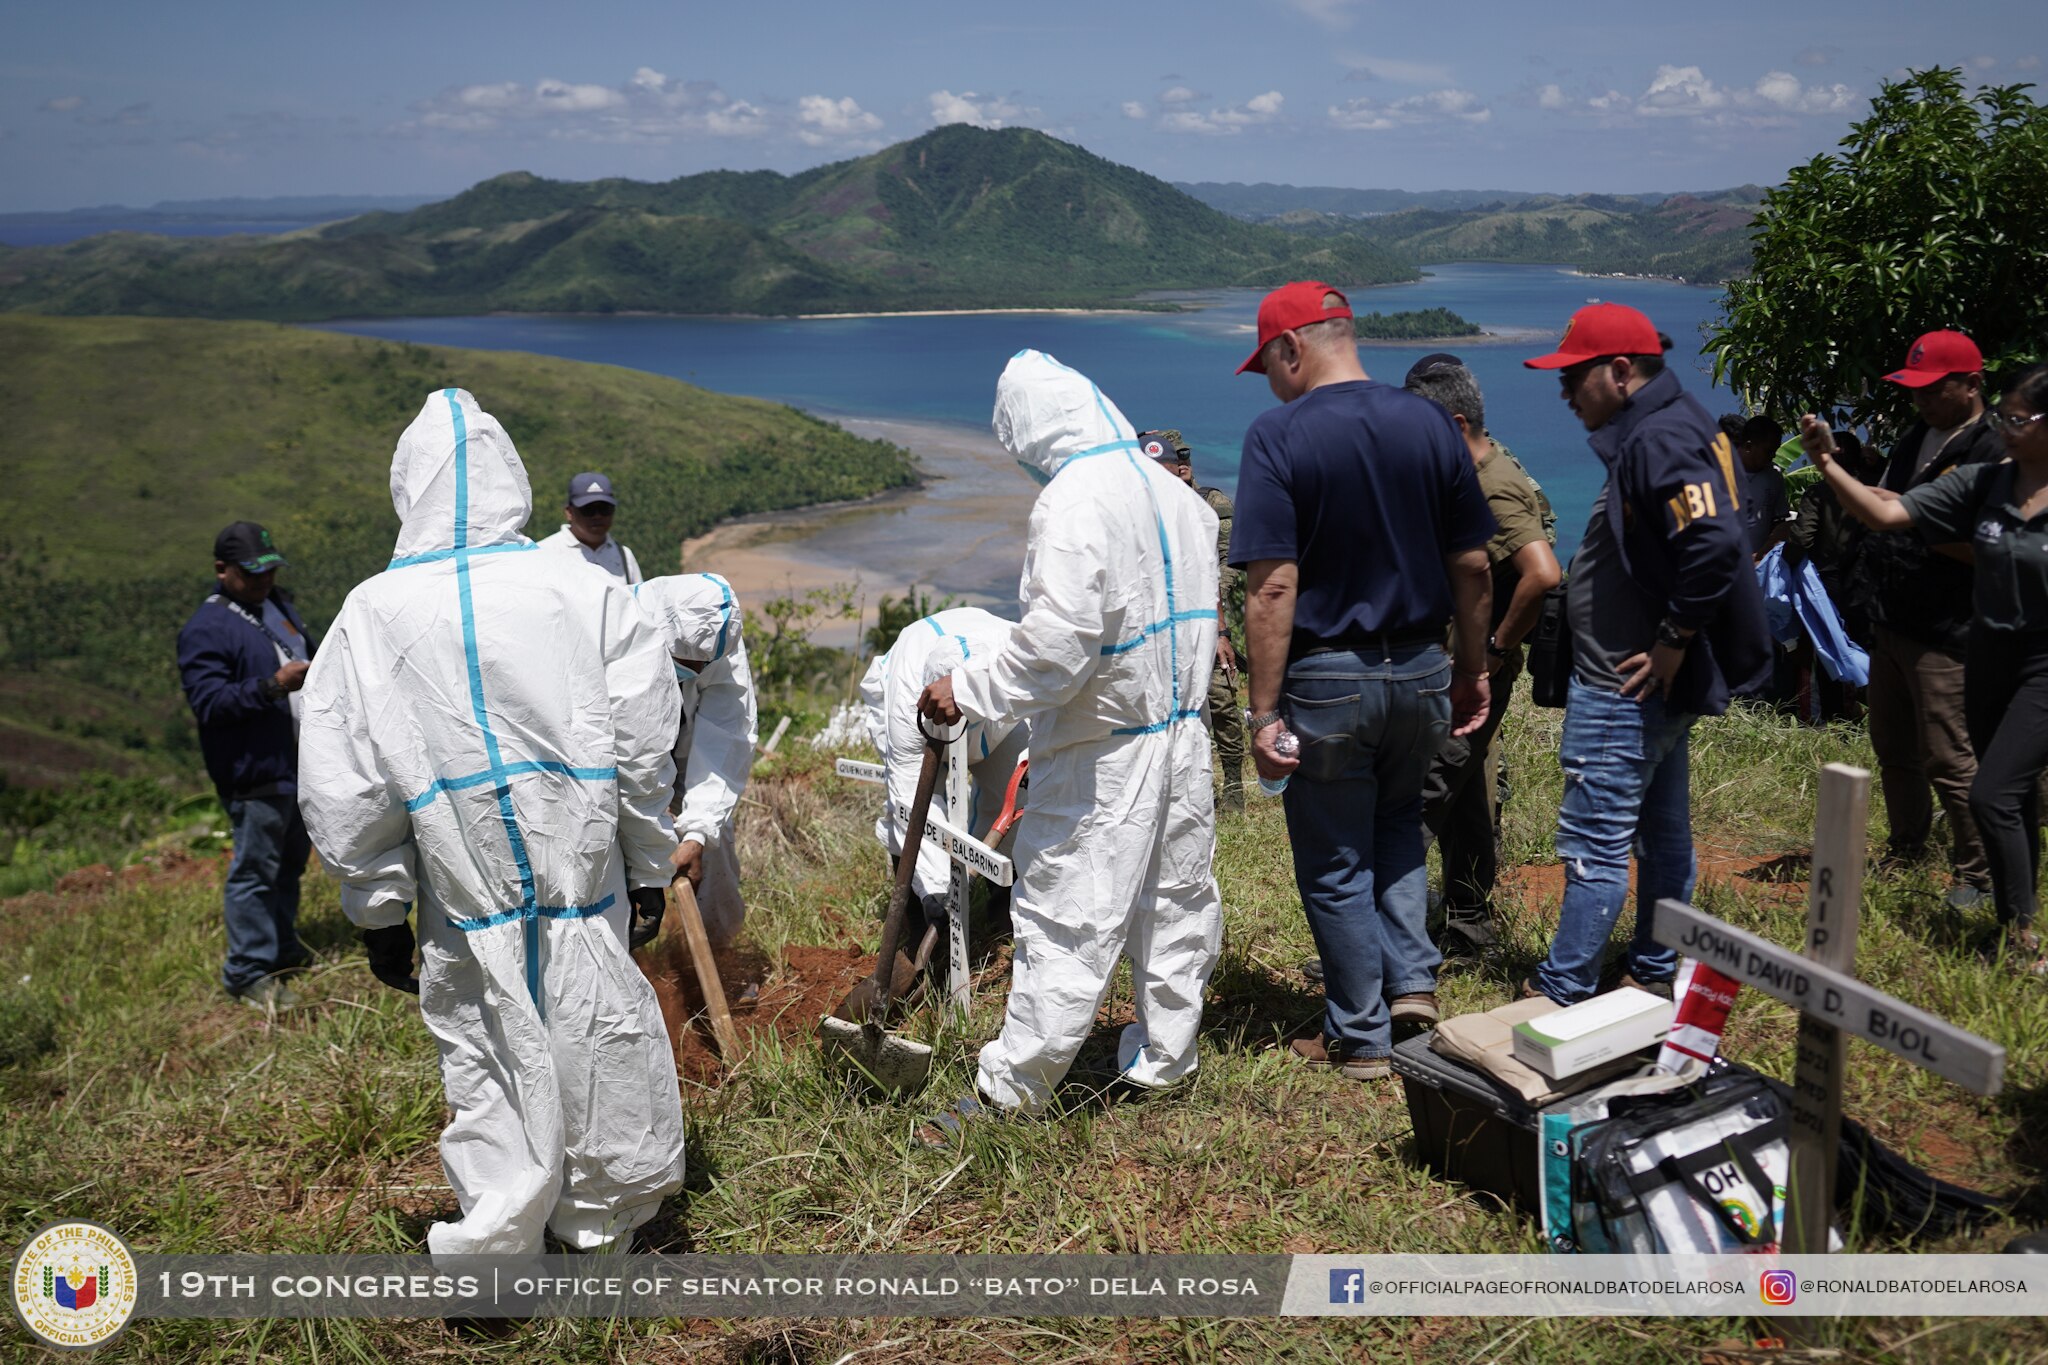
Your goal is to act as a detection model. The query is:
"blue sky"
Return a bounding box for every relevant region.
[2,0,2038,210]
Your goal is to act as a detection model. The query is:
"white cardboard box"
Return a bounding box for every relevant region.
[1510,987,1673,1080]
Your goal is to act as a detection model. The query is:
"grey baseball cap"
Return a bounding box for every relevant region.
[567,472,616,508]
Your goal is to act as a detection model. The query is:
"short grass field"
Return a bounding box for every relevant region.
[6,693,2048,1362]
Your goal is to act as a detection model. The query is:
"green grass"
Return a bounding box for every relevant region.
[5,694,2048,1361]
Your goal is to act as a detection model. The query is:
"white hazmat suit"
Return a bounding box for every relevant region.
[860,607,1028,902]
[633,573,758,948]
[299,388,686,1256]
[949,351,1224,1112]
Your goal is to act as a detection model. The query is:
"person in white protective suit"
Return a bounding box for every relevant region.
[298,388,687,1256]
[632,573,758,949]
[860,606,1029,917]
[918,350,1224,1123]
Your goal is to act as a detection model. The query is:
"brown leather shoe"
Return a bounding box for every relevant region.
[1518,977,1552,1003]
[1614,972,1675,1000]
[1389,992,1439,1025]
[1288,1036,1391,1081]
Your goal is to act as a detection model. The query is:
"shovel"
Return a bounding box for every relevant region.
[817,722,946,1095]
[670,880,740,1060]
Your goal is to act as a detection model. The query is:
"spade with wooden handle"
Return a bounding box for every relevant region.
[670,879,740,1060]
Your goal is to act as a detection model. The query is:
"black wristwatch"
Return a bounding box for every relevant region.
[1655,618,1691,649]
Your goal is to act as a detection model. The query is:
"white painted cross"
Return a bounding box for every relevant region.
[1649,762,2006,1255]
[834,749,1018,1017]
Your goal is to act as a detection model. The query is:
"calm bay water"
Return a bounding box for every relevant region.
[319,263,1732,561]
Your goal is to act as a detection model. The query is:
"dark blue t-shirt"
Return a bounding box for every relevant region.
[1230,380,1496,649]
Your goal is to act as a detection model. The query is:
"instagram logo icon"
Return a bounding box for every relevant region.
[1759,1271,1798,1306]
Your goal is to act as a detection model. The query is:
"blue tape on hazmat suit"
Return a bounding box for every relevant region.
[949,350,1225,1111]
[299,388,685,1255]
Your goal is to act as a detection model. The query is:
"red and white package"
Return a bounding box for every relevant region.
[1654,958,1742,1072]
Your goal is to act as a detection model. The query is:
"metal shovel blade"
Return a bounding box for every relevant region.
[816,1015,934,1095]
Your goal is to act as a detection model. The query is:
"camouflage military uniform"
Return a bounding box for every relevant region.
[1202,483,1247,810]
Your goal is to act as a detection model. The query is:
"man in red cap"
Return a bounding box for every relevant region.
[1857,329,2001,906]
[1519,303,1769,1004]
[1231,280,1498,1079]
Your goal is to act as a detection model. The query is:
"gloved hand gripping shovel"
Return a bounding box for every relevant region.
[817,718,947,1095]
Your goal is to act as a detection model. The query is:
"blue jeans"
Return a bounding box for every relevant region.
[1535,678,1697,1004]
[1281,644,1451,1059]
[222,794,311,995]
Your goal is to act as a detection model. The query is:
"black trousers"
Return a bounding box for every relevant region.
[1964,630,2048,929]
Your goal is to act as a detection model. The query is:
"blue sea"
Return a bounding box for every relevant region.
[320,263,1733,562]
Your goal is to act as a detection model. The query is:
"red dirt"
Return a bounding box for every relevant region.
[1499,840,1810,928]
[2,847,224,951]
[642,934,877,1085]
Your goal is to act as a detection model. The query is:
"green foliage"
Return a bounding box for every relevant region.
[1351,307,1481,339]
[0,315,915,794]
[1294,190,1760,284]
[1710,68,2048,435]
[863,586,959,656]
[743,585,863,704]
[0,127,1418,322]
[0,979,62,1071]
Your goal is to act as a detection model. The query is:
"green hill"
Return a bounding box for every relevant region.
[0,315,917,787]
[0,128,1417,322]
[1268,190,1760,284]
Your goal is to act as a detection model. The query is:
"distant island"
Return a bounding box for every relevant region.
[0,126,1416,322]
[1352,307,1482,341]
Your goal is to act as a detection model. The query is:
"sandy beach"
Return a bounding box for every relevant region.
[674,413,1040,647]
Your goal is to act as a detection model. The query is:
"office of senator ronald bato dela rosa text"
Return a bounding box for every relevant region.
[71,1253,2048,1320]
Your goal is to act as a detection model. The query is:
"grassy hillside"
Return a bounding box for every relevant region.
[1267,190,1760,284]
[3,695,2045,1361]
[0,315,916,789]
[0,128,1418,322]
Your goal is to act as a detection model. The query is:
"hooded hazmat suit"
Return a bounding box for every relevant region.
[633,573,758,947]
[948,351,1224,1112]
[860,607,1028,902]
[299,389,686,1256]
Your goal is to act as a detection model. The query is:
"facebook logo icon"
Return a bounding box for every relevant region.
[1328,1269,1365,1304]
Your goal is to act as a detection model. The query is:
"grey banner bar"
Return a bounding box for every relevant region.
[134,1255,1287,1319]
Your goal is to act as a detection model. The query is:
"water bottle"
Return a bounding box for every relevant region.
[1258,728,1298,797]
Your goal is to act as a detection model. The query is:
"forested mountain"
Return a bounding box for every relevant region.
[1196,185,1764,284]
[0,127,1417,321]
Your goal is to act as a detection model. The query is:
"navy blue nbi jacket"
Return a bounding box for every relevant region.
[1587,367,1772,716]
[176,589,317,803]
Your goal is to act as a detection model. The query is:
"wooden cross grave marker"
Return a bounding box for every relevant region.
[1648,762,2006,1254]
[835,750,1018,1020]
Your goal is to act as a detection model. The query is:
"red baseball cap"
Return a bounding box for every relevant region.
[1522,302,1663,370]
[1885,329,1983,388]
[1237,281,1353,375]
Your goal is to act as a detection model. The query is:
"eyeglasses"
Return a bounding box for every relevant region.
[573,502,616,517]
[1559,358,1611,393]
[1991,410,2048,433]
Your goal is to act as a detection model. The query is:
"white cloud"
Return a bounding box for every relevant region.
[40,95,84,113]
[795,94,881,146]
[1536,83,1567,110]
[398,69,875,144]
[1159,85,1202,105]
[2019,56,2042,71]
[1340,56,1457,86]
[1971,55,1998,70]
[927,89,1036,129]
[1158,90,1285,136]
[1592,65,1856,121]
[1328,88,1490,131]
[1121,100,1148,120]
[1795,47,1834,68]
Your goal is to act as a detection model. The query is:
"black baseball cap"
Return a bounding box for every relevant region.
[214,521,288,573]
[567,472,617,508]
[1137,429,1192,461]
[1404,353,1466,386]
